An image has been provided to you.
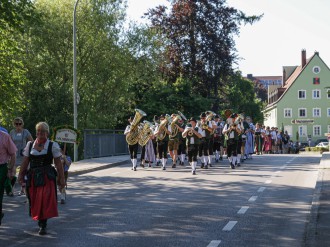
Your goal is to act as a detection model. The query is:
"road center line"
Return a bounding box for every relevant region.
[248,196,258,202]
[258,187,266,192]
[222,221,237,231]
[237,206,249,214]
[207,240,221,247]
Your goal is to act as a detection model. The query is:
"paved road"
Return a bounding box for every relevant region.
[1,154,321,247]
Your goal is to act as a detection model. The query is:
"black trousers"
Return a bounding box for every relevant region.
[187,144,199,162]
[128,144,138,159]
[157,141,168,159]
[227,139,238,157]
[198,138,209,157]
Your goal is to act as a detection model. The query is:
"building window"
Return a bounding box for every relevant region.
[298,90,306,99]
[327,89,330,99]
[284,108,292,118]
[313,125,321,136]
[312,89,321,99]
[328,108,330,117]
[298,125,307,137]
[298,108,307,117]
[313,108,321,117]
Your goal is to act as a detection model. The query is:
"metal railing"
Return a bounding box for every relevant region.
[83,129,129,159]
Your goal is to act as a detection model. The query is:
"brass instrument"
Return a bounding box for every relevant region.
[138,120,153,146]
[126,109,147,145]
[206,110,216,134]
[224,109,232,119]
[178,111,187,122]
[187,127,194,136]
[157,114,171,141]
[169,114,182,138]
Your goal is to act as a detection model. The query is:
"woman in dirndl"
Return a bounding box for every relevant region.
[18,122,65,235]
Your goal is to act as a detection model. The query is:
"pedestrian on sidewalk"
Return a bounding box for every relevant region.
[9,117,33,196]
[18,122,65,235]
[0,129,17,225]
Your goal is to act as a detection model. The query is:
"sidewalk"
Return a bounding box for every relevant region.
[305,151,330,247]
[69,154,131,176]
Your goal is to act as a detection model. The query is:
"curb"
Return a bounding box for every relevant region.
[69,160,129,176]
[304,152,330,246]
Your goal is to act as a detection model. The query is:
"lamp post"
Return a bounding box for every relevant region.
[73,0,80,162]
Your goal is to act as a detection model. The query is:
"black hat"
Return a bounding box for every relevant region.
[215,115,220,118]
[159,114,165,119]
[189,117,197,123]
[200,112,206,118]
[153,115,159,121]
[230,113,238,118]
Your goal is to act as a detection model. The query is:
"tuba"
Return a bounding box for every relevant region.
[169,114,182,138]
[126,109,147,145]
[157,114,171,141]
[138,120,153,146]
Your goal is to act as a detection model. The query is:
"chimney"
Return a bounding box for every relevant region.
[282,68,287,86]
[301,49,306,68]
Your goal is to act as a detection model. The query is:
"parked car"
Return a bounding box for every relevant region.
[299,142,309,151]
[315,139,328,146]
[316,142,329,148]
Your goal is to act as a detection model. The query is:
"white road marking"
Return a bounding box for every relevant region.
[280,165,286,169]
[265,180,272,184]
[222,221,237,231]
[258,187,266,192]
[248,196,258,202]
[207,240,221,247]
[111,172,120,175]
[237,206,249,214]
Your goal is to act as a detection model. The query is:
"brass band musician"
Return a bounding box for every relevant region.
[222,113,242,169]
[168,114,184,168]
[124,116,139,171]
[182,117,202,175]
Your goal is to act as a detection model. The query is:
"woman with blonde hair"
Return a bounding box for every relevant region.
[18,122,65,235]
[9,117,33,196]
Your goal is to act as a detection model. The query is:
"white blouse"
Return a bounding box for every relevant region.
[23,139,61,158]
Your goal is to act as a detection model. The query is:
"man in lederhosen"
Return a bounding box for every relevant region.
[182,117,203,175]
[207,113,217,167]
[222,113,242,169]
[154,114,171,170]
[198,112,214,169]
[213,115,225,163]
[124,116,139,171]
[177,118,187,166]
[168,114,184,168]
[153,115,160,166]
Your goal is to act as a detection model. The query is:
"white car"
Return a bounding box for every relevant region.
[316,142,329,148]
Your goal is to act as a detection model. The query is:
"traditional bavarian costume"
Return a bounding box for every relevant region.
[198,112,213,169]
[183,118,203,175]
[223,114,241,169]
[155,115,171,170]
[24,140,61,231]
[124,118,139,171]
[213,115,224,162]
[177,120,186,166]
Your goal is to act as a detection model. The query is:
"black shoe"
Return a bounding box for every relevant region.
[162,167,166,170]
[140,164,144,168]
[192,171,196,175]
[201,163,204,169]
[156,161,160,166]
[237,163,241,167]
[0,213,4,225]
[172,164,176,168]
[180,161,184,166]
[38,227,47,235]
[204,165,208,169]
[220,157,223,160]
[133,167,137,171]
[209,163,212,167]
[230,163,235,169]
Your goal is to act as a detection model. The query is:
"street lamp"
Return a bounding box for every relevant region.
[73,0,80,162]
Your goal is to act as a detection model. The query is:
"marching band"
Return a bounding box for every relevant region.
[124,109,276,175]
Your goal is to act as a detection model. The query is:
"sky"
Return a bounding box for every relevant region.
[126,0,330,77]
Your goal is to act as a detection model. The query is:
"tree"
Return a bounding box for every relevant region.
[145,0,262,111]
